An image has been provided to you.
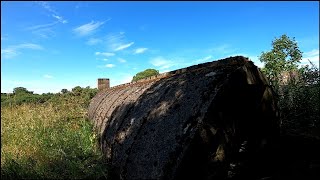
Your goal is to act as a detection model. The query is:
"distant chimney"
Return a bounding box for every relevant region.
[98,78,110,91]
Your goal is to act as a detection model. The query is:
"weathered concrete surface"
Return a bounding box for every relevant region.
[88,56,280,179]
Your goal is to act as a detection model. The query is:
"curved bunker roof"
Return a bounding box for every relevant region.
[88,56,279,179]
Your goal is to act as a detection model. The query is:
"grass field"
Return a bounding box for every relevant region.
[1,100,109,179]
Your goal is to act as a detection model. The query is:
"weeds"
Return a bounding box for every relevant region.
[1,100,109,179]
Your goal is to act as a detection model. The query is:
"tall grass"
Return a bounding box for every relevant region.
[1,100,109,179]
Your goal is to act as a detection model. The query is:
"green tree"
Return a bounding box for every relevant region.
[132,69,160,82]
[72,86,83,96]
[259,34,303,89]
[260,34,320,132]
[13,87,33,95]
[61,89,68,94]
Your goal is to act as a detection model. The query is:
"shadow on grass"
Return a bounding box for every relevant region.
[1,151,110,180]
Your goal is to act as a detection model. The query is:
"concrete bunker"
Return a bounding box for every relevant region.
[88,56,279,179]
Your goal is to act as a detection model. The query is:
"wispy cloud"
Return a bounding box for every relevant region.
[38,1,67,23]
[105,64,115,68]
[43,74,53,79]
[96,63,115,68]
[95,52,115,57]
[1,43,43,59]
[150,56,176,70]
[304,49,319,57]
[87,38,102,45]
[73,20,107,37]
[38,1,57,14]
[208,44,238,55]
[193,55,213,64]
[105,32,134,52]
[34,28,56,39]
[301,49,319,68]
[26,21,57,38]
[26,21,59,31]
[26,21,60,39]
[134,47,148,54]
[115,42,134,51]
[15,44,43,49]
[1,49,19,59]
[52,15,67,24]
[118,58,126,63]
[27,2,67,39]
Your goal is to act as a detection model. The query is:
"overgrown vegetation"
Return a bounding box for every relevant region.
[1,34,318,179]
[259,34,320,137]
[1,86,110,179]
[132,68,160,82]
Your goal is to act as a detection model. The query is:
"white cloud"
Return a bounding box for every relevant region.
[304,49,319,57]
[105,64,115,68]
[26,21,58,31]
[301,49,319,68]
[193,55,212,64]
[150,56,175,70]
[87,38,102,45]
[37,2,68,25]
[1,43,43,59]
[43,74,53,79]
[95,52,115,57]
[26,22,59,39]
[1,49,19,59]
[103,58,108,61]
[105,32,134,52]
[208,44,238,55]
[52,15,68,24]
[73,21,106,36]
[38,1,57,14]
[33,28,56,39]
[118,58,126,63]
[15,43,43,50]
[134,47,148,54]
[115,42,134,51]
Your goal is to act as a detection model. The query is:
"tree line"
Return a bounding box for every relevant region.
[1,34,319,133]
[1,86,98,108]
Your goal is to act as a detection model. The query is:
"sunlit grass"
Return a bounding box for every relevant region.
[1,101,109,179]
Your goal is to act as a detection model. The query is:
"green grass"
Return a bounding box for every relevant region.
[1,101,109,179]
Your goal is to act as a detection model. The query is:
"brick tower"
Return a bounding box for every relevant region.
[98,78,110,91]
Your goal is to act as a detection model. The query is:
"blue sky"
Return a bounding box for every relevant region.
[1,1,319,94]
